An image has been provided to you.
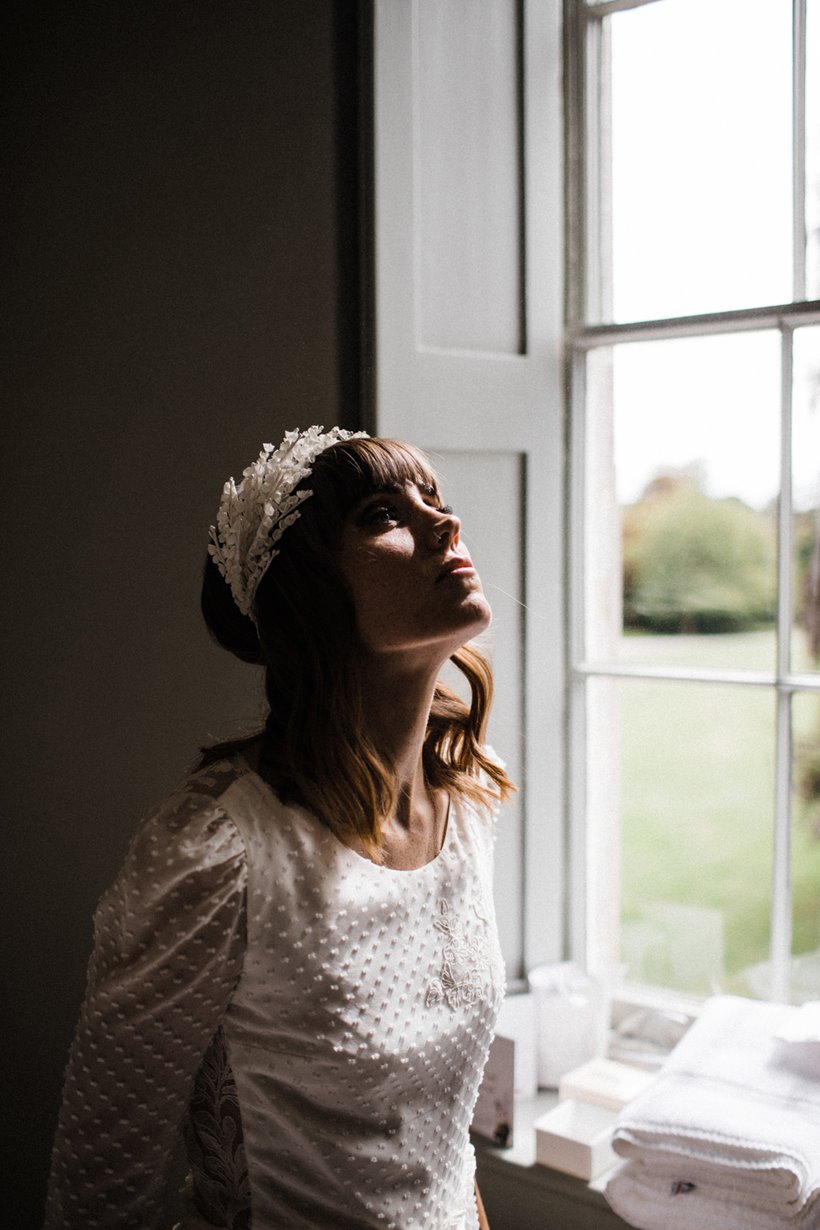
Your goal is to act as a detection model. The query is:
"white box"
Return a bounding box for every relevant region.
[496,992,537,1098]
[534,1099,618,1180]
[558,1056,656,1111]
[529,962,609,1087]
[472,1033,516,1147]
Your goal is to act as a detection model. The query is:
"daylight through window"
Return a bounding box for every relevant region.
[567,0,820,1004]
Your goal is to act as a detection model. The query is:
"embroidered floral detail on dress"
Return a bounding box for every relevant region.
[426,899,492,1010]
[184,1026,252,1229]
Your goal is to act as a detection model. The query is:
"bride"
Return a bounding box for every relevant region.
[46,426,513,1230]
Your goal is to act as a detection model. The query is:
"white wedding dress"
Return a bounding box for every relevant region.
[45,754,505,1229]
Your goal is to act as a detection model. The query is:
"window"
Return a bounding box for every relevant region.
[567,0,820,1003]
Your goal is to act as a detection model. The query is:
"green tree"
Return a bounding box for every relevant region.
[623,476,776,633]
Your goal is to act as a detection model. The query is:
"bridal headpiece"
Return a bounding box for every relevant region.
[208,425,368,619]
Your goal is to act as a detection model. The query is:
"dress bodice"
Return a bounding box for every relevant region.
[45,755,505,1230]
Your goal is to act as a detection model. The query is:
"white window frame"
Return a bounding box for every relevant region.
[565,0,820,1004]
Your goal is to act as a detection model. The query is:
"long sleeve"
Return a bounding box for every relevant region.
[45,780,248,1229]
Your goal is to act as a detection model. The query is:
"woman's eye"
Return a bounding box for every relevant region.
[419,484,451,515]
[362,503,398,526]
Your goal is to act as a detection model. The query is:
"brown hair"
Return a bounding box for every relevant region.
[201,436,515,857]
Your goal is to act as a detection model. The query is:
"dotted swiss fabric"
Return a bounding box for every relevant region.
[45,755,505,1230]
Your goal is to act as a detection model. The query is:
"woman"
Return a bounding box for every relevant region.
[46,426,514,1230]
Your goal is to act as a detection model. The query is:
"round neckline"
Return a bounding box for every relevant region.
[234,753,456,876]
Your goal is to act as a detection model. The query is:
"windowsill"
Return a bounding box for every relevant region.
[470,993,701,1227]
[472,1093,630,1229]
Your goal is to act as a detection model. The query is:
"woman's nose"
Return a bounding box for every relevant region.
[430,507,460,549]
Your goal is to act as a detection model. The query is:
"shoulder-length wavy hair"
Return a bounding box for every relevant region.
[201,435,514,858]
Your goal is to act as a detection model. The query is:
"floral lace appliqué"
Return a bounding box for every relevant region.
[184,1026,251,1229]
[426,899,491,1010]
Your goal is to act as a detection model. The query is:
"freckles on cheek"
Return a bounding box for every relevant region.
[347,560,392,616]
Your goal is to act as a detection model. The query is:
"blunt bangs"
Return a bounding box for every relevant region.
[307,437,442,533]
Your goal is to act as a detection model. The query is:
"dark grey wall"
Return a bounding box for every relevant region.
[1,3,364,1222]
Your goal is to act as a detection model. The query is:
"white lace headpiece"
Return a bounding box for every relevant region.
[208,425,368,619]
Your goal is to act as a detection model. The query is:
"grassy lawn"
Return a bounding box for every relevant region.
[616,629,820,997]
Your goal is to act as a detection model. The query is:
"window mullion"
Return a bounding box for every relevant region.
[778,326,796,677]
[771,325,796,1002]
[586,0,662,18]
[571,300,820,348]
[793,0,807,301]
[772,691,794,1003]
[583,12,605,323]
[565,0,586,327]
[574,663,778,687]
[567,343,589,965]
[568,347,589,671]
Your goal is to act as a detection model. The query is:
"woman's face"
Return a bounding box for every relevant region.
[337,479,492,665]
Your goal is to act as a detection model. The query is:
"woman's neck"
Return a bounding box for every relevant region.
[360,657,438,786]
[357,655,447,860]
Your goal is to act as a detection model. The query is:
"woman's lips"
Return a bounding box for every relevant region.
[437,556,476,581]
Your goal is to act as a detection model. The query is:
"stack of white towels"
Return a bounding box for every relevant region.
[605,995,820,1229]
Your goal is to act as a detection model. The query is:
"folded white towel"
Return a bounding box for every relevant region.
[604,996,820,1229]
[606,1160,820,1230]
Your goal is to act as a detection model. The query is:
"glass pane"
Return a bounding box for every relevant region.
[793,690,820,1002]
[807,0,820,298]
[793,326,820,673]
[587,678,775,998]
[584,333,780,671]
[604,0,792,323]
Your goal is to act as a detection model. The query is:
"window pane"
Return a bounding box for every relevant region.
[584,333,780,670]
[605,0,791,323]
[793,690,820,1002]
[587,678,776,997]
[793,326,820,673]
[807,0,820,298]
